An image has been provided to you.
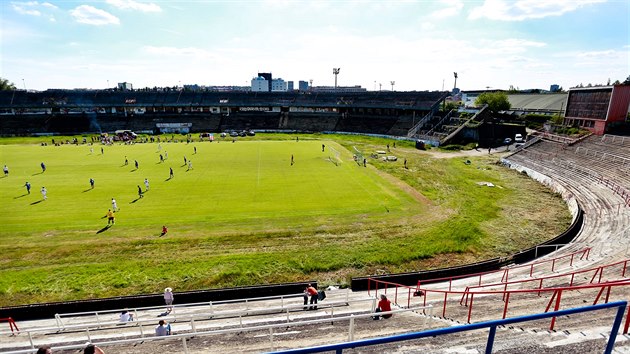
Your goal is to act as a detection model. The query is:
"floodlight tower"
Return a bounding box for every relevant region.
[453,72,458,90]
[390,81,395,92]
[333,68,340,89]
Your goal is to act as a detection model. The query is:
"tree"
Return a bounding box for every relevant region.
[0,78,16,91]
[474,91,511,113]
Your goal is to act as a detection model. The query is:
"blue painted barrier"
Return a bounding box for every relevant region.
[268,301,627,354]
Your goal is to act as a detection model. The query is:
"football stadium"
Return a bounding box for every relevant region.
[1,87,630,353]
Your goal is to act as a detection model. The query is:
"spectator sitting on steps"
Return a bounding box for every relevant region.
[373,294,392,320]
[155,320,171,336]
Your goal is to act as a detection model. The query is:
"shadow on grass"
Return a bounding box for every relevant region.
[96,225,112,234]
[14,193,28,199]
[131,169,138,172]
[165,177,173,181]
[30,200,44,205]
[130,197,141,203]
[32,171,44,176]
[82,188,93,193]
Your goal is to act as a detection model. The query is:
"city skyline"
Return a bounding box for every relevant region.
[1,0,628,92]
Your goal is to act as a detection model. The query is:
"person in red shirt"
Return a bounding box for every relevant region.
[373,294,392,320]
[305,284,318,310]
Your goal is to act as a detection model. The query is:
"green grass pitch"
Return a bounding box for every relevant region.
[0,138,424,305]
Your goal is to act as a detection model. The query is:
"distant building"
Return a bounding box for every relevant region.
[251,76,269,92]
[287,81,294,91]
[118,82,133,91]
[563,85,630,134]
[298,81,309,91]
[271,78,287,92]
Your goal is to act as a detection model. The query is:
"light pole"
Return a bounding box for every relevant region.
[379,83,382,91]
[390,81,395,92]
[22,79,26,90]
[453,72,458,90]
[333,68,340,89]
[309,79,313,91]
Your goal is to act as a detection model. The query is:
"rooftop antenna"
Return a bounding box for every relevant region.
[333,68,340,89]
[453,72,458,90]
[390,81,395,92]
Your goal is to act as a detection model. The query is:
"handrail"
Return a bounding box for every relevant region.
[267,301,627,354]
[410,279,630,329]
[460,259,630,294]
[2,296,359,338]
[401,247,590,292]
[3,305,434,354]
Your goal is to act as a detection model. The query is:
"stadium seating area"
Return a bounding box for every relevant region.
[0,90,449,137]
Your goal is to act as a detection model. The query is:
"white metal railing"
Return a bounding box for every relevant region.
[4,293,371,350]
[4,304,434,354]
[407,111,435,137]
[47,291,322,332]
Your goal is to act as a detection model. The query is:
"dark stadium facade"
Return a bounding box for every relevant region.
[0,90,448,137]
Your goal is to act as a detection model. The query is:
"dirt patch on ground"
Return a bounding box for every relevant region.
[371,166,433,205]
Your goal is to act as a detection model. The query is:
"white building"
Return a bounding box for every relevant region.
[271,78,287,92]
[251,76,269,92]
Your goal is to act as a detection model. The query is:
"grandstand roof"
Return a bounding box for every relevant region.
[0,90,448,111]
[507,93,567,113]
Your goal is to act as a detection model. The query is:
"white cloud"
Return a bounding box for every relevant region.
[70,5,120,26]
[469,0,606,21]
[431,0,464,19]
[106,0,162,12]
[11,1,57,16]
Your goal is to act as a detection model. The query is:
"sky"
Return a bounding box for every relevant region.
[1,0,629,92]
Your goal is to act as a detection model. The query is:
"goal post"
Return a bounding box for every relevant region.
[328,146,342,166]
[352,146,363,166]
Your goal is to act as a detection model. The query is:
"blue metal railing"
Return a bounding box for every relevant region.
[268,301,627,354]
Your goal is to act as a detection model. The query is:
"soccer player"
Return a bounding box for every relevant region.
[169,167,174,179]
[137,185,143,198]
[111,198,118,211]
[144,178,150,191]
[41,186,47,200]
[40,162,46,172]
[90,178,95,189]
[124,156,128,165]
[3,165,8,176]
[24,181,31,194]
[161,225,168,237]
[106,209,115,225]
[134,160,139,169]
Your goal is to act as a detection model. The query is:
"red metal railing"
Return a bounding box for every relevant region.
[414,248,590,292]
[0,317,19,334]
[458,259,630,305]
[368,277,630,333]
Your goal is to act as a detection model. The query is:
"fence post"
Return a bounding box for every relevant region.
[467,294,475,324]
[286,308,291,323]
[95,312,101,328]
[269,327,274,351]
[549,290,563,331]
[346,288,350,303]
[209,301,214,317]
[86,327,92,343]
[54,314,63,330]
[182,337,189,354]
[348,315,355,341]
[139,320,145,338]
[485,325,497,354]
[191,317,196,333]
[28,331,34,349]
